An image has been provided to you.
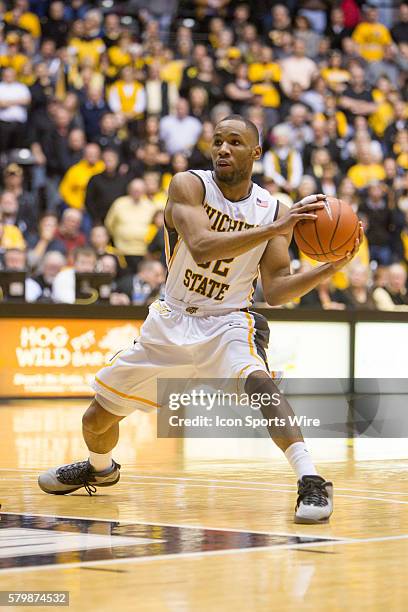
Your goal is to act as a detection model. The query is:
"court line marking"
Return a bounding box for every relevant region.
[2,469,408,498]
[2,475,408,506]
[116,478,408,506]
[81,567,129,573]
[119,474,408,497]
[1,533,408,575]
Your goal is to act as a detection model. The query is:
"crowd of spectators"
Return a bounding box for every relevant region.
[0,0,407,310]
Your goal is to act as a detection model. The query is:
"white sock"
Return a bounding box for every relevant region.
[89,451,113,472]
[284,442,317,480]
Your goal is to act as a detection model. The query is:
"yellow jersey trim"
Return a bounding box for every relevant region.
[244,312,265,365]
[95,376,158,408]
[168,237,181,270]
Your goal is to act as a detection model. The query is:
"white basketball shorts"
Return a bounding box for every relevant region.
[91,300,271,417]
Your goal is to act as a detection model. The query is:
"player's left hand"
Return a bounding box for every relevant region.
[329,221,364,271]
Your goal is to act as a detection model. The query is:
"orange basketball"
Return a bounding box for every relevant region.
[293,196,359,263]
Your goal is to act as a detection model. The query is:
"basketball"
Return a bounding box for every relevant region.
[293,196,360,263]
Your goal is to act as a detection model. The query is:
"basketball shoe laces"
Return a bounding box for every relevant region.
[57,460,97,496]
[297,478,329,507]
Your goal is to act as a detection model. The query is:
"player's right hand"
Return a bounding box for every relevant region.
[272,194,326,238]
[329,221,364,271]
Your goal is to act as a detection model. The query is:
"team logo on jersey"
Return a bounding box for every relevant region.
[152,301,171,314]
[256,198,269,208]
[186,306,199,314]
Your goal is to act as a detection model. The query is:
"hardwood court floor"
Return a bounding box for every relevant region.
[1,401,408,611]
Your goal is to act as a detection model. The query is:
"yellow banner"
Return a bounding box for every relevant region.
[0,319,144,397]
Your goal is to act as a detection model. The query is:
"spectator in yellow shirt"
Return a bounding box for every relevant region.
[105,178,159,272]
[249,47,281,123]
[4,0,41,38]
[108,66,146,123]
[393,130,408,171]
[143,172,167,209]
[352,6,392,62]
[347,144,386,189]
[145,209,164,246]
[59,143,105,211]
[0,210,25,251]
[315,94,349,138]
[248,46,281,83]
[68,9,105,68]
[107,31,140,79]
[369,76,395,137]
[0,33,28,75]
[320,50,350,93]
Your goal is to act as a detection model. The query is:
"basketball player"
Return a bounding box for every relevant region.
[39,115,362,524]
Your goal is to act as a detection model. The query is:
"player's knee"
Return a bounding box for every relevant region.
[245,370,279,395]
[82,403,114,435]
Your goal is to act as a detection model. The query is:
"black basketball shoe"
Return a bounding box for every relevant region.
[38,459,121,496]
[294,475,333,524]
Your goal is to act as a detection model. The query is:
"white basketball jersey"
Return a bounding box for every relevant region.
[164,170,279,312]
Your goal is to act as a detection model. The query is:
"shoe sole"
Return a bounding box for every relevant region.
[294,515,330,524]
[38,473,121,495]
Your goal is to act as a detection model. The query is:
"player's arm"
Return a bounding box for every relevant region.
[166,172,325,264]
[260,206,363,307]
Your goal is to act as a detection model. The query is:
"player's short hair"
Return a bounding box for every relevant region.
[217,114,260,145]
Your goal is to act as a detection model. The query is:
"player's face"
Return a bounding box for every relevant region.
[211,121,259,185]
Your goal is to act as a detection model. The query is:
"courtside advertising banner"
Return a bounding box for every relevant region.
[0,319,143,396]
[0,319,350,397]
